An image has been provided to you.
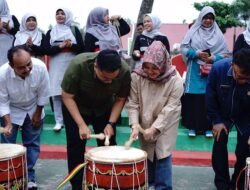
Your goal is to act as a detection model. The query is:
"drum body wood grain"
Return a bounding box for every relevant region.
[0,144,27,190]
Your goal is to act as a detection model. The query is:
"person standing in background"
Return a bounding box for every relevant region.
[233,20,250,55]
[135,22,144,35]
[0,0,19,66]
[14,13,45,57]
[44,8,84,132]
[180,6,228,137]
[84,6,130,52]
[132,14,170,70]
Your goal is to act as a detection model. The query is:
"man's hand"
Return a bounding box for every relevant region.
[104,124,114,138]
[143,127,160,141]
[26,36,33,47]
[212,123,228,142]
[2,124,12,136]
[32,107,43,128]
[78,125,90,140]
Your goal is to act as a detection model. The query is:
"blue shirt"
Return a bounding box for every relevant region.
[206,58,250,136]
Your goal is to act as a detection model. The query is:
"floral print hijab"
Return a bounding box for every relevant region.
[133,41,176,82]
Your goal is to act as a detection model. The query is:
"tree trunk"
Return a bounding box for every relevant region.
[130,0,154,55]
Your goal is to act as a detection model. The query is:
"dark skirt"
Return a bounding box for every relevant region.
[181,93,212,133]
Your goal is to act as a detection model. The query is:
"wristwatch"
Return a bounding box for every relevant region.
[107,121,116,128]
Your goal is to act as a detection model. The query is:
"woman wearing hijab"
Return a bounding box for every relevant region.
[233,20,250,55]
[0,0,19,66]
[180,6,228,137]
[14,13,45,57]
[126,41,183,190]
[132,14,170,63]
[85,6,130,52]
[44,8,84,132]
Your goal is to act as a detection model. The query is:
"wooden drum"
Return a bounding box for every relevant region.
[84,146,148,190]
[0,144,27,190]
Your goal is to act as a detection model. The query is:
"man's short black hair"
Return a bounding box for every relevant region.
[233,48,250,75]
[136,22,143,27]
[7,45,31,65]
[96,49,121,72]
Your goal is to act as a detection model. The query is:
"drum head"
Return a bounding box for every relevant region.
[85,146,147,163]
[0,144,26,160]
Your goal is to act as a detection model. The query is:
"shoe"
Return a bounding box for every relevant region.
[148,186,155,190]
[188,129,196,137]
[28,181,38,190]
[205,130,213,138]
[53,123,63,132]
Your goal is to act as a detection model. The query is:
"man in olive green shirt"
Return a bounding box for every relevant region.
[61,49,131,190]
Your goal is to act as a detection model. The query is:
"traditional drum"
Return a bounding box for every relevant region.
[0,144,27,190]
[84,146,148,190]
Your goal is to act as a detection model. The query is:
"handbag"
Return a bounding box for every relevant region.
[200,63,212,76]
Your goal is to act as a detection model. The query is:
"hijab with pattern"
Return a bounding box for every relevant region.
[0,0,13,30]
[50,8,76,45]
[86,7,121,51]
[142,13,165,39]
[14,13,42,46]
[243,20,250,46]
[181,6,228,55]
[133,41,176,83]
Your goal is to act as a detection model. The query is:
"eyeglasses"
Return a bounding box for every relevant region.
[202,15,214,20]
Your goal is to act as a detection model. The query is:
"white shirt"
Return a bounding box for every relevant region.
[0,58,50,125]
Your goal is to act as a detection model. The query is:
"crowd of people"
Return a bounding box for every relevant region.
[0,0,250,189]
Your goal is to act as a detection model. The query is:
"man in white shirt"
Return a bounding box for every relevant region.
[0,45,50,190]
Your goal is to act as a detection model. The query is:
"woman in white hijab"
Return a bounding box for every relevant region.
[180,6,228,137]
[44,8,84,132]
[0,0,19,66]
[132,13,170,69]
[14,13,45,56]
[85,7,130,52]
[233,19,250,55]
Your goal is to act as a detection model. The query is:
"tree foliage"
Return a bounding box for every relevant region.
[193,1,242,33]
[231,0,250,25]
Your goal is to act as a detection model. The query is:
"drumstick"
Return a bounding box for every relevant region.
[104,135,110,146]
[124,138,134,149]
[0,127,7,134]
[89,133,105,140]
[136,125,146,135]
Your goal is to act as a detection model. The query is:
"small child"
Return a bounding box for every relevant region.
[125,41,184,190]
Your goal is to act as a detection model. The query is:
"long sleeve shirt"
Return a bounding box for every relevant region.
[206,58,250,136]
[0,58,50,125]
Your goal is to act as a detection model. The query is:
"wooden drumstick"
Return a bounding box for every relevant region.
[0,127,7,134]
[124,138,134,149]
[104,135,110,146]
[89,133,105,140]
[136,125,146,135]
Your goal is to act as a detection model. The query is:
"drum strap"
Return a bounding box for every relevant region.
[56,162,88,190]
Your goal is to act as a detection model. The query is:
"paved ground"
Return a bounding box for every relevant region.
[35,159,233,190]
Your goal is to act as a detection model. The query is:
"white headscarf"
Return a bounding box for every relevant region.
[0,0,13,29]
[243,20,250,45]
[86,7,121,51]
[181,6,228,55]
[14,13,42,46]
[50,8,76,45]
[142,13,165,39]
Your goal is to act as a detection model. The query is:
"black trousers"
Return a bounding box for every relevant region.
[212,129,250,190]
[62,104,117,190]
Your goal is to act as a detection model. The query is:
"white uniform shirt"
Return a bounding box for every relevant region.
[0,58,50,125]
